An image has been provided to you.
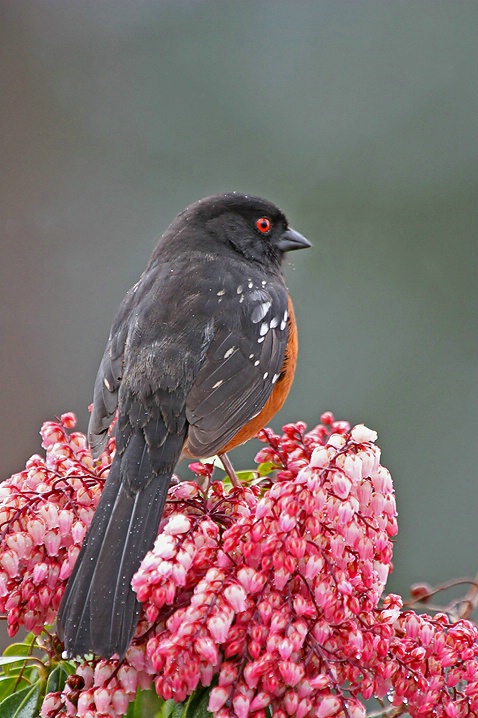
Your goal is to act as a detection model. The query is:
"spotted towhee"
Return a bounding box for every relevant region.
[58,192,311,658]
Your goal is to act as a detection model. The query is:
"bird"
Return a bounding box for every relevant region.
[57,192,311,659]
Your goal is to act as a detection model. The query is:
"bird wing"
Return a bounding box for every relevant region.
[87,280,140,457]
[185,279,290,457]
[87,265,166,457]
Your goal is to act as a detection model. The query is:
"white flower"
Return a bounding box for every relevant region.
[163,514,191,535]
[351,424,378,443]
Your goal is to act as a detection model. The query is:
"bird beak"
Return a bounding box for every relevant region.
[277,227,312,252]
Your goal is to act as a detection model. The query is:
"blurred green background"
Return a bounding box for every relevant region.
[1,0,477,644]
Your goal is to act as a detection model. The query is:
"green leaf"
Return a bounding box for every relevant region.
[171,700,186,718]
[0,678,29,704]
[46,665,69,694]
[0,682,41,718]
[176,687,212,718]
[234,470,256,483]
[156,699,176,718]
[2,644,33,659]
[188,689,212,718]
[0,657,33,681]
[257,461,277,477]
[57,660,76,678]
[125,688,168,718]
[0,658,32,668]
[1,637,39,679]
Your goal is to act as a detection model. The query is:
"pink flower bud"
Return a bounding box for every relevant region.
[77,690,94,715]
[250,691,271,711]
[76,664,94,689]
[117,664,138,694]
[44,530,61,556]
[317,696,341,718]
[23,610,38,631]
[152,534,177,559]
[279,662,304,687]
[195,636,218,664]
[58,510,73,536]
[1,549,19,578]
[208,686,230,712]
[224,584,247,613]
[218,662,238,686]
[284,690,299,715]
[208,612,233,643]
[327,433,346,450]
[419,621,434,647]
[278,513,296,532]
[232,693,250,718]
[94,662,115,687]
[40,692,62,717]
[176,548,193,571]
[331,471,352,499]
[310,447,330,468]
[237,567,266,595]
[0,572,8,597]
[296,698,313,718]
[343,455,363,482]
[372,466,393,495]
[93,688,111,713]
[40,422,66,448]
[111,688,130,714]
[71,521,86,544]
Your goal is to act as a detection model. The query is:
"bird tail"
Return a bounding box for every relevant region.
[57,455,172,659]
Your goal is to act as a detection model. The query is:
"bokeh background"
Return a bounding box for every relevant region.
[1,0,477,650]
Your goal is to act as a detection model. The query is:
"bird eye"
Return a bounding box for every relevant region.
[255,217,272,234]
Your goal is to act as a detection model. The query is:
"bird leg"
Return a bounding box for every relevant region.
[219,452,241,488]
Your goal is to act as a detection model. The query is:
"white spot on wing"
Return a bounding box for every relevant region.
[249,353,254,359]
[263,372,268,380]
[239,295,244,303]
[251,301,272,324]
[254,360,260,366]
[270,316,279,329]
[258,336,265,344]
[237,285,243,294]
[259,322,269,336]
[248,281,253,289]
[104,377,112,391]
[212,380,224,389]
[272,373,280,384]
[217,289,226,296]
[223,347,236,359]
[250,289,268,301]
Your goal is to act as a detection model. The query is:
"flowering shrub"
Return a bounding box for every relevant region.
[0,411,477,718]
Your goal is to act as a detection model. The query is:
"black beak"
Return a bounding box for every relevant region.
[277,227,312,253]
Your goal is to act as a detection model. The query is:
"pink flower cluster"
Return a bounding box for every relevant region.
[41,639,154,718]
[388,610,478,716]
[131,415,399,718]
[2,410,478,718]
[0,413,111,636]
[132,479,258,626]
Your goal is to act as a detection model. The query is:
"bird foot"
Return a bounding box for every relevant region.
[219,453,241,488]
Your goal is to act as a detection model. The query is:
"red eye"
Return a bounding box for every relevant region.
[255,217,272,234]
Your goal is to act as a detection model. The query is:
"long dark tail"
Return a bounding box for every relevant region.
[57,430,181,658]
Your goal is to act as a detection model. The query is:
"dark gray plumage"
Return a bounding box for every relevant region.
[57,192,310,658]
